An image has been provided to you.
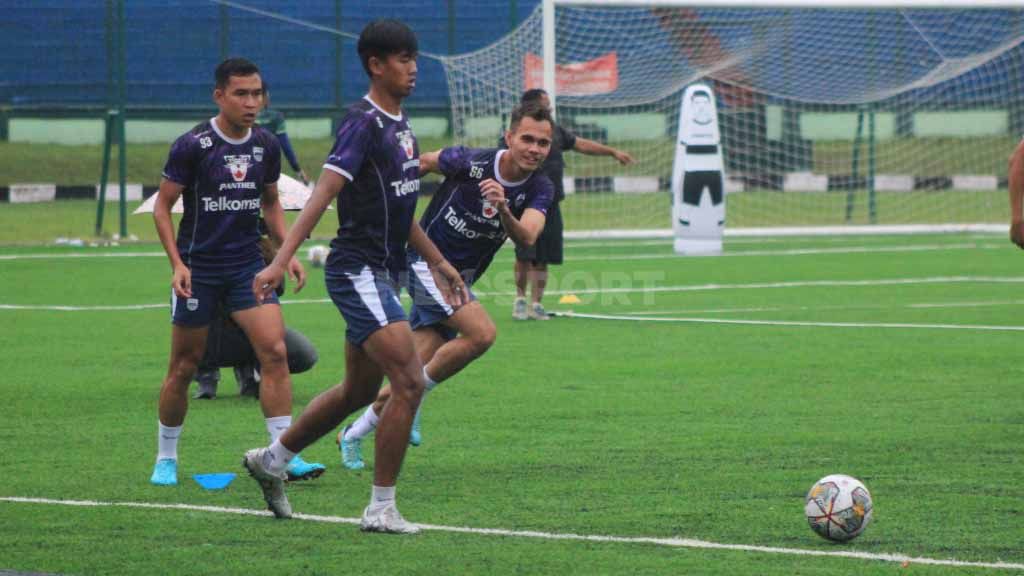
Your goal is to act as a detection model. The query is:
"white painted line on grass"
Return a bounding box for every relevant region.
[2,496,1021,571]
[622,299,1024,316]
[565,224,1006,239]
[564,234,1003,249]
[477,276,1024,299]
[0,303,169,311]
[552,311,1024,332]
[546,243,1003,263]
[0,251,164,261]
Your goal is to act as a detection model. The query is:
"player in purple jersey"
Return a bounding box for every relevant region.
[241,20,466,534]
[510,89,634,321]
[149,58,324,487]
[338,101,554,467]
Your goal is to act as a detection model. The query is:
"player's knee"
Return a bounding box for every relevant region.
[169,355,201,385]
[390,370,425,404]
[258,340,289,370]
[469,325,497,357]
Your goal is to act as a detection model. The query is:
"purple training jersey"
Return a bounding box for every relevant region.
[323,96,420,279]
[416,147,554,282]
[162,118,281,269]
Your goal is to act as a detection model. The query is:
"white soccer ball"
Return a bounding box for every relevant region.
[805,474,873,542]
[307,245,329,268]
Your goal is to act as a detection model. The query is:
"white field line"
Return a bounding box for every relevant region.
[2,496,1022,571]
[552,311,1024,332]
[515,243,1003,263]
[477,276,1024,298]
[562,234,1003,249]
[5,277,1024,312]
[564,224,1006,239]
[623,299,1024,316]
[0,241,1006,264]
[0,299,335,312]
[0,251,165,260]
[0,303,170,311]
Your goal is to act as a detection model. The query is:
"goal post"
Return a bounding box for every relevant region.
[442,0,1024,237]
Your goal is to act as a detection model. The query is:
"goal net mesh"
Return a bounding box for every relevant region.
[440,4,1024,232]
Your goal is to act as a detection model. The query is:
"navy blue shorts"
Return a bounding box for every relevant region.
[326,265,408,345]
[171,258,277,327]
[406,259,476,342]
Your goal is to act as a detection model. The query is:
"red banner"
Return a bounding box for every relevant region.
[524,52,619,96]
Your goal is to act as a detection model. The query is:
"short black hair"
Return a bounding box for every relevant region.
[521,88,549,105]
[509,100,553,132]
[215,58,260,89]
[357,19,418,77]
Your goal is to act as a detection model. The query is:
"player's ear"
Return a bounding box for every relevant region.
[504,130,512,148]
[367,55,384,78]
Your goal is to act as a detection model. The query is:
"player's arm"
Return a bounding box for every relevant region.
[1009,140,1024,249]
[409,221,467,307]
[572,136,635,166]
[153,178,191,298]
[260,181,306,293]
[508,209,546,247]
[480,178,546,247]
[418,150,442,175]
[253,170,343,303]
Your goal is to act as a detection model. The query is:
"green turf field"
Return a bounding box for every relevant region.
[1,233,1022,574]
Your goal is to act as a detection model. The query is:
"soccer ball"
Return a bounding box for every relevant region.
[307,245,329,268]
[805,474,873,542]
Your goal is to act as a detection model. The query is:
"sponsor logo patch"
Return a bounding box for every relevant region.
[224,155,252,182]
[396,130,415,160]
[482,199,497,219]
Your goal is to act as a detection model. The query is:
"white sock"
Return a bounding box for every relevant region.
[265,415,292,444]
[345,406,380,441]
[263,439,296,475]
[157,422,182,461]
[423,366,439,391]
[369,485,396,510]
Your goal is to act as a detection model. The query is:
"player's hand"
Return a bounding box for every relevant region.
[287,256,306,293]
[298,169,311,187]
[430,259,468,308]
[1011,220,1024,249]
[252,263,285,305]
[613,149,635,166]
[480,178,508,213]
[171,264,192,298]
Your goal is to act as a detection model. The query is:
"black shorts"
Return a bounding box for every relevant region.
[515,201,563,265]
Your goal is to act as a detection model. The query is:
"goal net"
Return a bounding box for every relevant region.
[440,1,1024,235]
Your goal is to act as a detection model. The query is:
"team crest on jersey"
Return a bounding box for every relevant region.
[514,193,525,207]
[224,155,251,182]
[396,130,415,160]
[253,146,264,162]
[482,199,498,219]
